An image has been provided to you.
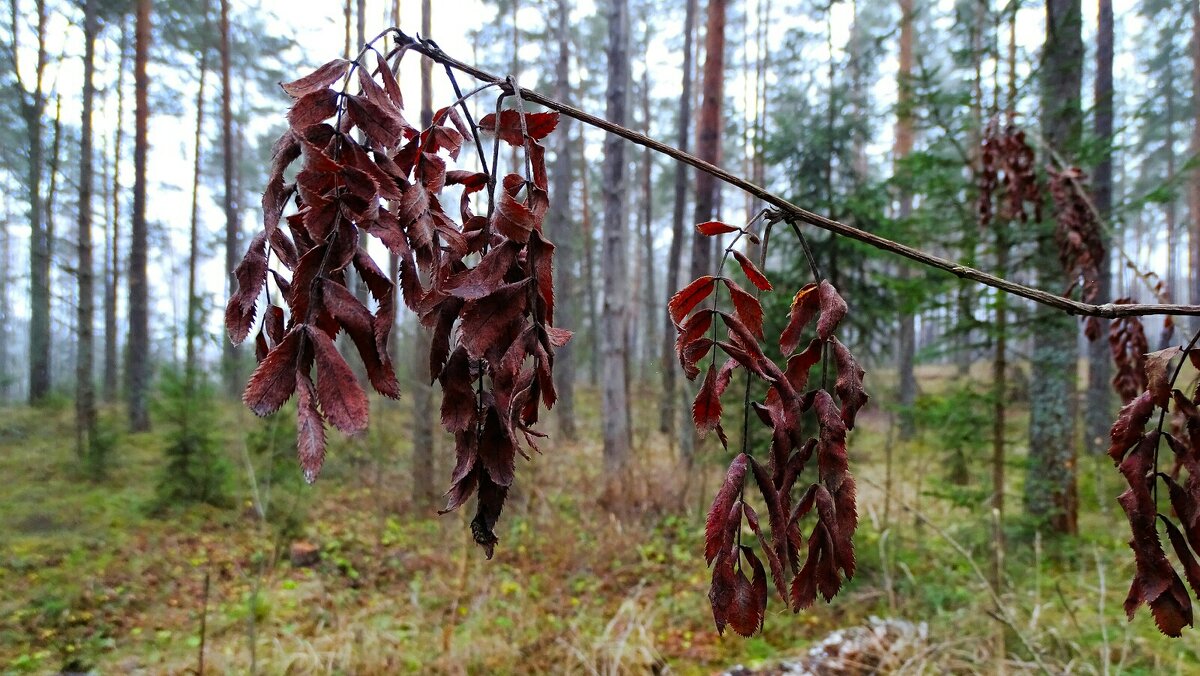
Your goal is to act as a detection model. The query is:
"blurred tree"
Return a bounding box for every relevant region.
[77,0,99,460]
[127,0,150,431]
[1025,0,1081,535]
[600,0,631,490]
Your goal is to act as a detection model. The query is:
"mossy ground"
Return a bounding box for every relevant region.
[1,369,1197,674]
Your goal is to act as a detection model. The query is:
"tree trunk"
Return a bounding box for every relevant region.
[1085,0,1114,453]
[579,130,599,385]
[659,0,698,437]
[127,0,152,432]
[1026,0,1081,535]
[77,0,99,460]
[411,0,437,510]
[1190,0,1200,332]
[220,0,239,396]
[21,0,50,403]
[549,0,577,440]
[896,0,917,439]
[105,20,128,402]
[640,70,656,377]
[45,96,62,384]
[601,0,632,486]
[186,49,209,383]
[690,0,726,285]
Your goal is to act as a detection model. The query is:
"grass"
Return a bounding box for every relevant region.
[1,371,1198,674]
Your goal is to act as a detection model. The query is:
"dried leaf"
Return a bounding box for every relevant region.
[732,250,772,291]
[693,364,723,437]
[816,280,848,340]
[669,276,716,326]
[225,232,270,344]
[724,277,764,340]
[705,454,748,565]
[307,325,369,434]
[779,282,819,355]
[696,221,739,236]
[287,88,339,131]
[478,110,559,145]
[295,372,327,483]
[280,58,350,98]
[243,328,303,417]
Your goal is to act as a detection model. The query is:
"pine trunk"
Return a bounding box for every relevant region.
[690,0,726,284]
[1190,0,1200,331]
[76,0,98,458]
[411,0,437,509]
[549,0,577,440]
[186,50,209,382]
[1085,0,1114,453]
[601,0,632,483]
[896,0,917,439]
[127,0,152,431]
[104,22,128,402]
[659,0,697,437]
[220,0,239,396]
[25,0,49,403]
[1026,0,1081,535]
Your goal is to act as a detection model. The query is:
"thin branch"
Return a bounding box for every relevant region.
[398,31,1200,319]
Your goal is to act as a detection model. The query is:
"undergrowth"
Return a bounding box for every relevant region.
[0,374,1196,674]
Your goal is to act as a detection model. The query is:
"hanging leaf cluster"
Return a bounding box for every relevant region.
[977,120,1041,229]
[1047,166,1104,335]
[1109,299,1150,404]
[671,220,868,636]
[1108,343,1200,637]
[226,36,568,558]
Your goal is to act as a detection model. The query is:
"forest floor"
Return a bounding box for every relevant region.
[2,366,1198,674]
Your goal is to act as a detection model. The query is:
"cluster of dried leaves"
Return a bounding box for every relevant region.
[226,42,568,558]
[1109,344,1200,636]
[1047,166,1105,337]
[977,120,1041,229]
[670,222,868,636]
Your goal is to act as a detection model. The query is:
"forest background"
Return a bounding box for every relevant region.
[2,0,1200,672]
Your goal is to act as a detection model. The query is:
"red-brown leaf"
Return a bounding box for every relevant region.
[696,220,739,236]
[243,327,302,416]
[705,454,748,565]
[478,110,559,145]
[439,348,477,434]
[459,279,532,359]
[287,88,339,131]
[346,94,405,148]
[295,371,327,483]
[732,250,772,291]
[1110,391,1154,462]
[307,325,369,434]
[779,282,819,355]
[816,280,848,340]
[225,232,269,344]
[669,276,716,326]
[693,364,723,437]
[1146,347,1183,409]
[831,338,868,429]
[280,58,350,98]
[726,546,768,637]
[724,277,764,340]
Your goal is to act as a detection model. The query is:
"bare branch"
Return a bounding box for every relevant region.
[399,31,1200,320]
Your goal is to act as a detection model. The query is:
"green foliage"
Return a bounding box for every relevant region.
[913,385,990,496]
[148,369,232,513]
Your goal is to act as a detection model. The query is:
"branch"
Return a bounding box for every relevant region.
[400,31,1200,319]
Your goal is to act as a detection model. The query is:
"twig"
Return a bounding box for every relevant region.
[197,567,210,675]
[397,31,1200,319]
